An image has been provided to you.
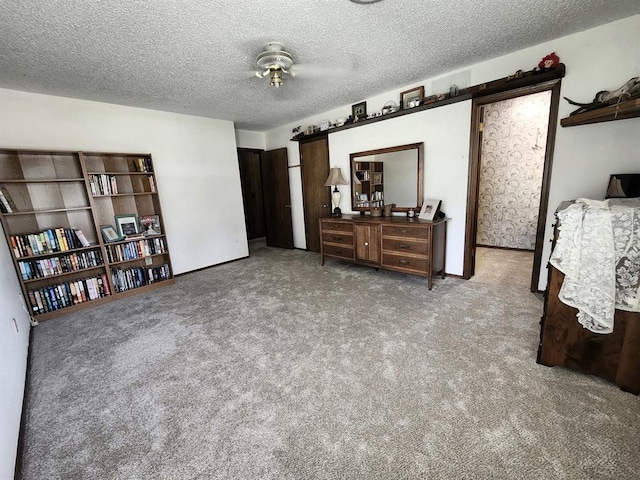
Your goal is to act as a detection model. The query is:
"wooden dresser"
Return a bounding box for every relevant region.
[319,215,447,289]
[537,210,640,394]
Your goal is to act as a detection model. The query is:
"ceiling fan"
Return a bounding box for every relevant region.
[254,42,296,88]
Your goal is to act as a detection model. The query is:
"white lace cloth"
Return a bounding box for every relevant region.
[549,198,640,334]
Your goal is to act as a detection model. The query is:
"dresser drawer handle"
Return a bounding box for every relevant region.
[333,236,343,241]
[397,244,410,249]
[399,259,409,265]
[335,249,343,253]
[398,229,408,234]
[364,242,369,246]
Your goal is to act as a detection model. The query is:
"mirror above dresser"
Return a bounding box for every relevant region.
[350,142,424,213]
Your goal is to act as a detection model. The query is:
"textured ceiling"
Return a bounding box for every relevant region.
[1,1,639,131]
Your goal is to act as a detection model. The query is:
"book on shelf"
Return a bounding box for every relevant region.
[27,274,111,315]
[135,157,153,173]
[75,230,91,247]
[0,186,16,213]
[10,227,90,258]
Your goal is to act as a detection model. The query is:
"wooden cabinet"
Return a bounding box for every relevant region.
[537,217,640,394]
[537,265,640,394]
[355,223,380,264]
[320,215,447,289]
[0,149,174,321]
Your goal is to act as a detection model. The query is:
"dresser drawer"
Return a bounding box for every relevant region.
[382,224,429,240]
[322,231,353,245]
[382,253,428,274]
[324,244,354,260]
[321,220,353,233]
[382,237,428,256]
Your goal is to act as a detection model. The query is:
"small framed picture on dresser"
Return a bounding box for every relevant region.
[419,199,441,221]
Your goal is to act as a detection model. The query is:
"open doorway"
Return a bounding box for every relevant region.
[464,80,561,291]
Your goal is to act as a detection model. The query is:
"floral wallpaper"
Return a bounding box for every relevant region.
[476,91,551,250]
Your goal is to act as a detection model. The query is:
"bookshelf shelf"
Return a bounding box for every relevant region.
[4,206,92,216]
[23,265,106,283]
[0,149,174,321]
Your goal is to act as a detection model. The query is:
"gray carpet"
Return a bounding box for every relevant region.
[20,243,640,479]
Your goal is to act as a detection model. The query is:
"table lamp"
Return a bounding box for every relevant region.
[324,167,348,217]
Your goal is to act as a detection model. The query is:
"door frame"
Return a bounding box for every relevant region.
[463,78,562,292]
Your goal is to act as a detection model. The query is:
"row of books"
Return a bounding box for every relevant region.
[0,186,16,213]
[111,263,170,293]
[88,174,118,196]
[134,157,153,173]
[10,228,91,258]
[28,274,111,315]
[18,249,103,281]
[105,237,167,263]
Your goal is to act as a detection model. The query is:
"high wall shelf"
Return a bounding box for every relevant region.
[560,97,640,127]
[291,64,566,142]
[0,149,174,321]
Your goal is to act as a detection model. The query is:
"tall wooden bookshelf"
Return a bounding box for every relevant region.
[0,149,174,321]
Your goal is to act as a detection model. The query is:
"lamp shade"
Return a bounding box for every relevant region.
[324,167,348,186]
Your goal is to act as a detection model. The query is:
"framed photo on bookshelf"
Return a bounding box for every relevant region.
[139,214,161,235]
[419,199,441,221]
[100,225,122,243]
[114,214,139,237]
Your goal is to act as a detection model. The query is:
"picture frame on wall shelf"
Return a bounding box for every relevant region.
[400,85,425,109]
[139,214,161,236]
[351,101,367,120]
[419,199,441,221]
[100,224,122,243]
[114,214,140,237]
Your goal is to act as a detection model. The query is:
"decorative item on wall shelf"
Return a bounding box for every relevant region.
[564,76,640,116]
[101,225,122,243]
[419,199,441,221]
[400,85,425,109]
[351,101,367,120]
[114,214,140,238]
[536,52,560,73]
[381,100,398,115]
[319,120,331,131]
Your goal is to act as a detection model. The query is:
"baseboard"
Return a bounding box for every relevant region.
[14,326,34,480]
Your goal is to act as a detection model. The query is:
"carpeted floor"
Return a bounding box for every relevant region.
[19,243,640,479]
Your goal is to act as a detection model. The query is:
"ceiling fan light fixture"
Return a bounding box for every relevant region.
[270,69,283,88]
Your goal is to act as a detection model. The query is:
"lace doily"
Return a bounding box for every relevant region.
[549,198,640,334]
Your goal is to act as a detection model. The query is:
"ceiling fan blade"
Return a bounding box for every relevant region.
[290,63,352,78]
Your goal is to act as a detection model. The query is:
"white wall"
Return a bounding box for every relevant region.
[235,129,266,150]
[0,89,248,475]
[0,226,31,478]
[264,14,640,287]
[330,104,472,275]
[0,88,248,274]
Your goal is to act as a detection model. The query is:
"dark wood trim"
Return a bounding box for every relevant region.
[463,78,563,292]
[349,143,424,213]
[531,81,561,292]
[292,65,566,141]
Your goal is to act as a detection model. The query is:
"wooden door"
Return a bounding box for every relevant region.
[237,148,265,240]
[300,136,331,253]
[261,148,294,249]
